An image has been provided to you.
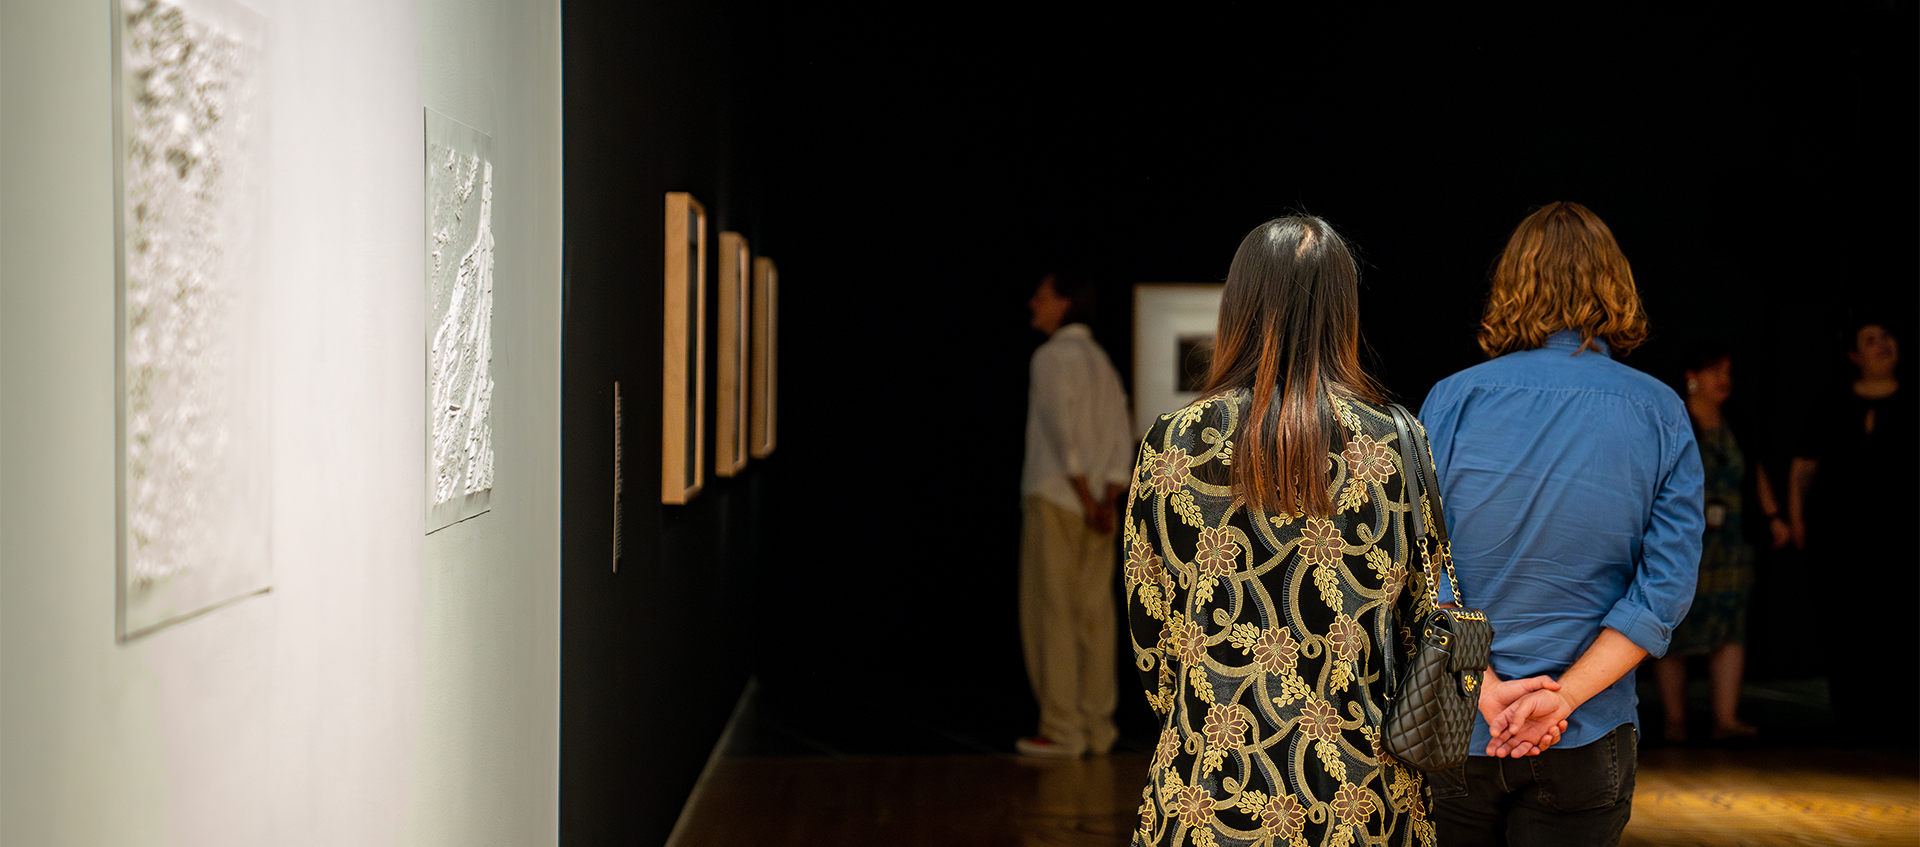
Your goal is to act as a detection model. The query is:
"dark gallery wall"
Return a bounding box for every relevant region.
[560,1,774,844]
[561,3,1914,843]
[749,1,1919,762]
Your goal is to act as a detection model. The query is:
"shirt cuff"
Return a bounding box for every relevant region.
[1600,604,1673,658]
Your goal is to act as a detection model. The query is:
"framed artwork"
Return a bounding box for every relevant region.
[114,0,273,639]
[750,256,778,458]
[662,192,706,504]
[424,108,495,532]
[1132,283,1225,437]
[714,232,750,477]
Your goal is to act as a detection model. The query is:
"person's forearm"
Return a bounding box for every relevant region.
[1555,628,1648,710]
[1755,463,1782,518]
[1069,476,1097,511]
[1788,458,1816,526]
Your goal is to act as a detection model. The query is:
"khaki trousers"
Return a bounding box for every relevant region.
[1019,496,1119,754]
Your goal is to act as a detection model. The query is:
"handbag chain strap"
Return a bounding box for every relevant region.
[1387,403,1464,609]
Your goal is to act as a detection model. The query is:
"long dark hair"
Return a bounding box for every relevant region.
[1202,216,1382,516]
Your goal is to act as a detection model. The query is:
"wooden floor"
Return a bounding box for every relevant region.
[1624,747,1918,847]
[669,748,1919,847]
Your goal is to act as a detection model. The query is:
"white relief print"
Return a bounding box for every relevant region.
[425,110,494,531]
[119,0,272,637]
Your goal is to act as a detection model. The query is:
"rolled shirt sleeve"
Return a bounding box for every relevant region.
[1600,418,1705,657]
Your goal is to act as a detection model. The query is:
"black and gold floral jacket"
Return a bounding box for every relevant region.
[1125,389,1439,847]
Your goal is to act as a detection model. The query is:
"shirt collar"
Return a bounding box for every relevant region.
[1543,329,1609,354]
[1054,322,1092,339]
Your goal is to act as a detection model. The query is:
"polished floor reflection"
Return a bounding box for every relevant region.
[1624,746,1919,847]
[669,746,1918,847]
[671,753,1147,847]
[674,669,1912,845]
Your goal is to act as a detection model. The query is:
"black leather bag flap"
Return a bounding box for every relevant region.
[1438,608,1492,673]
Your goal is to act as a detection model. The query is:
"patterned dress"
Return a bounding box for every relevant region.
[1124,390,1436,847]
[1665,425,1754,656]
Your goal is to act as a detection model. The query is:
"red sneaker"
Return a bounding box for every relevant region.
[1014,736,1081,758]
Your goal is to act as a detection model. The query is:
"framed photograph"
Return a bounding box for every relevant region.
[424,108,495,533]
[1132,283,1225,437]
[663,192,706,504]
[115,0,273,639]
[750,256,778,459]
[715,232,750,477]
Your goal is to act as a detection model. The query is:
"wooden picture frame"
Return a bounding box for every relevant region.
[750,256,778,458]
[1132,283,1225,437]
[663,192,706,504]
[715,232,750,477]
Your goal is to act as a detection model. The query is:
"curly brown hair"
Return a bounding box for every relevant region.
[1478,202,1648,358]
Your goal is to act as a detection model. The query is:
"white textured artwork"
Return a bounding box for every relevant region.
[116,0,272,638]
[424,109,494,532]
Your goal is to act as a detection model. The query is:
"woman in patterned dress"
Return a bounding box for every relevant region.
[1650,349,1785,743]
[1122,217,1553,847]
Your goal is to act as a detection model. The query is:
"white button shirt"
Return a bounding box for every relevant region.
[1022,324,1136,514]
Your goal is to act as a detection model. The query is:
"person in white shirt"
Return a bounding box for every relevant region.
[1016,272,1136,758]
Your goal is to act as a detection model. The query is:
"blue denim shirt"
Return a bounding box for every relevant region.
[1419,330,1704,752]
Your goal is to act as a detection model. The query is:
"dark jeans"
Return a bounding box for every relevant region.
[1429,724,1637,847]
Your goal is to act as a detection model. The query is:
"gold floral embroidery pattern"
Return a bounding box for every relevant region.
[1338,434,1396,513]
[1194,527,1240,580]
[1124,390,1434,847]
[1298,518,1344,567]
[1201,703,1249,773]
[1252,627,1298,675]
[1148,446,1194,496]
[1261,793,1308,847]
[1171,490,1206,529]
[1154,727,1182,770]
[1344,435,1395,486]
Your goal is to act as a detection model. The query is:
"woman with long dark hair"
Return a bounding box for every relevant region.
[1123,217,1556,847]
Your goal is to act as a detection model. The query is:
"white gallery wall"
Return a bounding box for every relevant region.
[0,0,562,844]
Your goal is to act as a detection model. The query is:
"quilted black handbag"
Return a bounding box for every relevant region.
[1380,403,1493,773]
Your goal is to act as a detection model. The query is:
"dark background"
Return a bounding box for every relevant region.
[563,4,1916,844]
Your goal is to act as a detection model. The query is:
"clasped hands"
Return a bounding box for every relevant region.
[1478,671,1573,758]
[1073,479,1126,535]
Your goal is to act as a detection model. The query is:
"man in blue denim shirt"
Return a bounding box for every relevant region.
[1419,202,1704,846]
